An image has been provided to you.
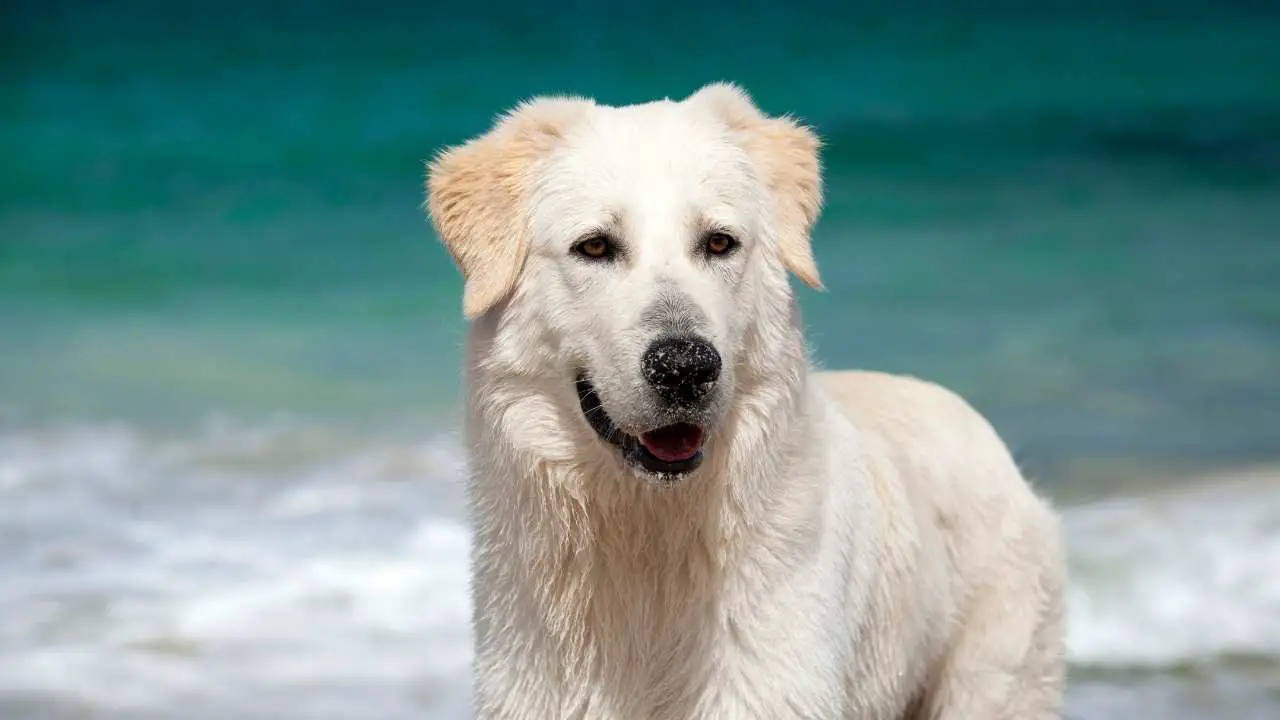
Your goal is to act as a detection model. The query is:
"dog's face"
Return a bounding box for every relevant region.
[428,83,823,481]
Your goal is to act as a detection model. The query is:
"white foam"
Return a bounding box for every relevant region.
[0,422,473,718]
[1,423,1277,718]
[1064,468,1280,669]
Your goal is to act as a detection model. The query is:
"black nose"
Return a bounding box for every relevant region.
[641,336,722,406]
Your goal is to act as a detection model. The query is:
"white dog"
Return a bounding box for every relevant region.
[426,82,1065,720]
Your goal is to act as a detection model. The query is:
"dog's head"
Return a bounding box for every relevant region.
[427,83,823,482]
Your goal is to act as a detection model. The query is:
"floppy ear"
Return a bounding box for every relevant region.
[687,82,824,290]
[426,97,591,318]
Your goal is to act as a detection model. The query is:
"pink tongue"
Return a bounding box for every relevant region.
[640,424,705,463]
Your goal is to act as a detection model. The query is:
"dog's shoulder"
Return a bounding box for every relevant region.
[815,369,1059,552]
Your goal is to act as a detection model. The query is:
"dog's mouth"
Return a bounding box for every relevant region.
[575,375,706,476]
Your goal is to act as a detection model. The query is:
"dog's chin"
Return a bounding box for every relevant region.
[575,375,707,481]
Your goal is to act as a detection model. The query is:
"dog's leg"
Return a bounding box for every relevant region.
[921,569,1066,720]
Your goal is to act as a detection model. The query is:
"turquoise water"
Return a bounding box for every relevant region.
[4,2,1278,474]
[2,1,1279,718]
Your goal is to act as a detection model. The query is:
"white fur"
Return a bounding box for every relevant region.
[427,83,1066,720]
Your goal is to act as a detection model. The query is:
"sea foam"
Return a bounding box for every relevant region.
[0,422,1275,719]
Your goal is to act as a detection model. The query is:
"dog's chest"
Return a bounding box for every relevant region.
[550,564,860,719]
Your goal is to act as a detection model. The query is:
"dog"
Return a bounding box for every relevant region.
[426,82,1065,720]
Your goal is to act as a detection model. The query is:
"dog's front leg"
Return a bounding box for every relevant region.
[921,575,1066,720]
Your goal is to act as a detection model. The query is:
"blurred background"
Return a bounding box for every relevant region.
[2,0,1278,717]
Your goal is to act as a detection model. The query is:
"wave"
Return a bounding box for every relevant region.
[1064,467,1280,670]
[0,420,473,719]
[0,421,1276,718]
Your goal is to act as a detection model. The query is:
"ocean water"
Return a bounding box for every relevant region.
[2,1,1279,717]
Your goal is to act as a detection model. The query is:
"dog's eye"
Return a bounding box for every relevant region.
[704,232,738,256]
[573,235,615,261]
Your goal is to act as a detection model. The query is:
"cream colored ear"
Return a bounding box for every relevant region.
[688,82,824,289]
[426,97,591,318]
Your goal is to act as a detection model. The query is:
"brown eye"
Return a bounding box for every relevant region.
[574,235,615,260]
[705,232,738,256]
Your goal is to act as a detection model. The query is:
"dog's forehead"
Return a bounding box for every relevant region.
[536,100,760,215]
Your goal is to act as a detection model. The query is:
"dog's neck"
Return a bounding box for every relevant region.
[468,364,816,547]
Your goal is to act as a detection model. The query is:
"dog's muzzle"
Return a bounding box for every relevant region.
[574,335,720,479]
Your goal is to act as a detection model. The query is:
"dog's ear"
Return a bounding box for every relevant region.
[426,97,591,318]
[688,82,824,290]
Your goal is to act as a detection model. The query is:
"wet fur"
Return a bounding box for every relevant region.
[427,82,1066,719]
